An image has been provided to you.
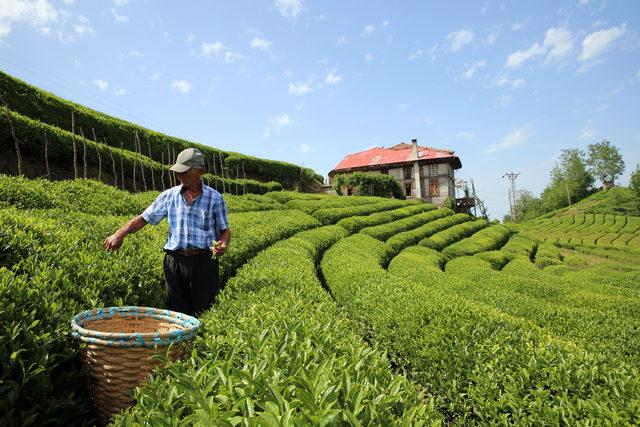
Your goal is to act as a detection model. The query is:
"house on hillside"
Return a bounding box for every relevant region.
[329,139,472,209]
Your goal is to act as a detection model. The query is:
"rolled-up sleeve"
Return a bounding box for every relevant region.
[214,194,229,232]
[142,191,168,225]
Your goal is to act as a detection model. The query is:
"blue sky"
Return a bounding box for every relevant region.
[1,0,639,218]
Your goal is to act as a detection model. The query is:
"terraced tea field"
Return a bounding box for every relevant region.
[2,175,639,425]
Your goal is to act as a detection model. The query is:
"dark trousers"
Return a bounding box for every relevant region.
[163,252,220,317]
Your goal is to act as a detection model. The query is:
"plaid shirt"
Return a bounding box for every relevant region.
[142,184,229,250]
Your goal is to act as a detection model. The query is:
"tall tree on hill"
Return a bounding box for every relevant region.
[586,140,625,190]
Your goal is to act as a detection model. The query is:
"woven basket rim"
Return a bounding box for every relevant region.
[70,306,201,347]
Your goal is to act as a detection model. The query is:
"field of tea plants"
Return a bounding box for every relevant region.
[2,174,639,425]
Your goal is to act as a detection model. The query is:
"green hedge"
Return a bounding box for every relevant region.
[386,212,468,253]
[1,111,282,194]
[441,224,511,259]
[336,204,435,234]
[0,70,320,190]
[311,199,413,225]
[323,234,640,423]
[333,172,404,199]
[419,218,488,251]
[359,207,448,241]
[116,225,439,425]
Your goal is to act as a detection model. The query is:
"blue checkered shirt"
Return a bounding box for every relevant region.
[142,184,229,251]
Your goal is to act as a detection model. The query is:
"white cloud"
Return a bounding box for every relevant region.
[299,143,312,153]
[578,24,626,62]
[113,87,126,96]
[419,116,433,126]
[38,25,49,34]
[481,2,489,14]
[382,20,389,27]
[128,50,143,58]
[294,100,304,111]
[92,79,109,91]
[488,126,530,152]
[186,34,195,43]
[336,35,348,45]
[63,0,74,4]
[485,32,497,45]
[361,24,375,37]
[170,79,191,93]
[495,75,510,86]
[74,15,93,35]
[113,0,128,6]
[274,0,301,18]
[458,131,475,139]
[288,82,313,96]
[511,78,526,89]
[505,43,545,69]
[223,51,241,64]
[597,103,610,112]
[409,49,423,60]
[497,94,512,107]
[269,113,292,128]
[544,27,573,60]
[578,125,597,141]
[151,72,160,81]
[365,52,374,61]
[512,18,530,32]
[462,59,487,79]
[0,0,59,38]
[397,102,408,112]
[282,69,293,77]
[250,36,271,50]
[446,29,474,52]
[112,10,128,23]
[200,41,225,57]
[325,72,343,85]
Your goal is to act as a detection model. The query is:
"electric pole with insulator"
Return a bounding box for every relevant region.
[502,172,520,222]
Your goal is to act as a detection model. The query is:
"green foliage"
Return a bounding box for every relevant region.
[311,199,412,225]
[115,226,440,425]
[333,172,404,199]
[442,196,454,210]
[630,164,640,212]
[0,111,281,194]
[323,234,640,423]
[335,203,435,234]
[359,207,447,241]
[285,195,382,213]
[474,250,514,270]
[224,153,323,191]
[441,224,511,259]
[586,139,626,188]
[419,218,488,251]
[386,211,467,253]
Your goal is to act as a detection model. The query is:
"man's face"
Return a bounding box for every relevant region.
[177,167,203,186]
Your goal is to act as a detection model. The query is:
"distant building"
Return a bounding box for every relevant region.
[329,139,467,207]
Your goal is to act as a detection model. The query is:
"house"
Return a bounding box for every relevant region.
[328,139,464,206]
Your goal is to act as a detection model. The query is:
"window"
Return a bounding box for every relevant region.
[405,184,412,196]
[428,164,438,177]
[403,166,413,179]
[429,179,439,196]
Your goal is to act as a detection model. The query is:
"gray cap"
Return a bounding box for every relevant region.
[169,148,205,173]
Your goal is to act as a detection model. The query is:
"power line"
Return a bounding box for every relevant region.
[0,52,169,133]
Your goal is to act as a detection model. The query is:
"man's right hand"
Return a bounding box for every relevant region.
[104,233,124,252]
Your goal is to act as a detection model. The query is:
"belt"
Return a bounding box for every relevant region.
[165,248,212,256]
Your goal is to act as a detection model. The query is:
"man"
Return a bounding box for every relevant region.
[104,148,231,317]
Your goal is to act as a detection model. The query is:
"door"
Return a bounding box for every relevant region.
[429,179,439,196]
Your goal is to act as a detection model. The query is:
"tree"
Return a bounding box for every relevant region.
[630,164,640,211]
[586,140,625,189]
[550,148,594,203]
[515,189,544,221]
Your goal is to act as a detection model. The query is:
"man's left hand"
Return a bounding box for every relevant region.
[212,241,228,257]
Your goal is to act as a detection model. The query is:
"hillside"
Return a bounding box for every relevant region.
[540,186,640,218]
[2,175,640,425]
[0,70,323,192]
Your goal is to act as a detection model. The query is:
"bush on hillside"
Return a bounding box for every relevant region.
[333,172,404,199]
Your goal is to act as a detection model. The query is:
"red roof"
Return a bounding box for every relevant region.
[330,143,461,174]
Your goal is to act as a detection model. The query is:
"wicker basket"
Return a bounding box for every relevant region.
[71,306,201,425]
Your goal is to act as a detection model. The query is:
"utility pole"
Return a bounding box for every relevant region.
[502,172,520,222]
[470,178,478,217]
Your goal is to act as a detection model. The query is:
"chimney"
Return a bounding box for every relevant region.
[409,138,419,160]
